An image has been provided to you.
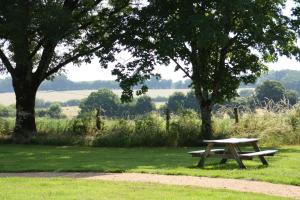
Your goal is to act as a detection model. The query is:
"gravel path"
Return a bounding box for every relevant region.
[1,172,300,199]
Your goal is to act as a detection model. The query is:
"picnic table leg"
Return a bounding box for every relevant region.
[228,144,246,169]
[220,146,229,164]
[197,143,213,167]
[251,142,268,165]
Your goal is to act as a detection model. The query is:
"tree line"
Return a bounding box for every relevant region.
[4,69,300,93]
[0,75,192,93]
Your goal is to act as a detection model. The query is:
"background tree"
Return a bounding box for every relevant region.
[79,89,121,117]
[285,90,298,105]
[0,0,131,142]
[166,92,186,113]
[255,80,286,103]
[48,103,64,119]
[114,0,299,139]
[134,96,155,115]
[184,91,200,113]
[255,80,299,105]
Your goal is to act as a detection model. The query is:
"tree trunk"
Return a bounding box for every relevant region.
[200,101,213,139]
[12,81,38,144]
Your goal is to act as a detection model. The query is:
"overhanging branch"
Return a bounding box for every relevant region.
[29,38,45,59]
[0,48,14,75]
[170,57,192,79]
[45,45,103,78]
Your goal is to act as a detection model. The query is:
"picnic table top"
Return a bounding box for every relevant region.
[203,138,259,144]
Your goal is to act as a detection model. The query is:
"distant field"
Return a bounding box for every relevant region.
[0,89,191,106]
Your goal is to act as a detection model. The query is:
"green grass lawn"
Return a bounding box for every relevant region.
[0,145,299,185]
[0,178,289,200]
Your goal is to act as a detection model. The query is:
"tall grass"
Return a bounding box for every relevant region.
[1,101,300,147]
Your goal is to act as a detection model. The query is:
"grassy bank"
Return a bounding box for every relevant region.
[0,145,300,186]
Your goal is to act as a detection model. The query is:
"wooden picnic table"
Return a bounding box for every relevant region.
[188,138,277,169]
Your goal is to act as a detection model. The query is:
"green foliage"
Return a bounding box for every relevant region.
[48,104,63,118]
[79,89,155,117]
[166,91,200,113]
[0,104,15,117]
[255,80,286,103]
[170,109,201,146]
[0,0,132,139]
[3,104,300,147]
[114,0,298,138]
[134,113,166,146]
[0,117,12,135]
[115,0,297,103]
[285,90,298,105]
[79,89,121,117]
[167,92,186,112]
[183,91,200,112]
[134,96,156,115]
[36,103,65,119]
[94,120,134,147]
[255,80,299,106]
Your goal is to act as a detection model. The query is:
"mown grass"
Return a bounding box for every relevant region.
[0,178,290,200]
[0,145,300,186]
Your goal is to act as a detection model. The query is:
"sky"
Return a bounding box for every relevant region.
[65,56,300,82]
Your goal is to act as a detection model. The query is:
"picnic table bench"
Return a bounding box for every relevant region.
[188,138,277,169]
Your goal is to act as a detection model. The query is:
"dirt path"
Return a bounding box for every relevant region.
[1,172,300,199]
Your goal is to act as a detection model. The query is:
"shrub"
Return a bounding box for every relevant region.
[0,118,12,135]
[133,113,166,146]
[170,109,201,146]
[48,103,64,118]
[93,120,134,147]
[0,105,15,117]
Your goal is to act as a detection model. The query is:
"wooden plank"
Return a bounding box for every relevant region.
[203,138,259,144]
[240,150,277,158]
[197,143,213,167]
[220,146,229,164]
[228,144,246,169]
[250,142,269,165]
[188,149,224,157]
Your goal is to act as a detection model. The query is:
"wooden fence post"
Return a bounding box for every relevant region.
[234,107,239,124]
[166,108,170,132]
[96,106,102,131]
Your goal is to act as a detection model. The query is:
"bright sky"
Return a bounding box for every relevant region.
[65,56,300,82]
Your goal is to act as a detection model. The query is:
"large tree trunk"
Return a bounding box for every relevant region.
[200,101,213,139]
[12,80,38,144]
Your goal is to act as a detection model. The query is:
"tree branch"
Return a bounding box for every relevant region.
[0,48,14,75]
[45,45,103,78]
[29,38,45,59]
[170,57,192,79]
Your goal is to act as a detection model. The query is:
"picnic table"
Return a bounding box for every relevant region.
[188,138,277,169]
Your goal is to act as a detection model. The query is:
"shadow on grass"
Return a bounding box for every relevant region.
[0,144,285,173]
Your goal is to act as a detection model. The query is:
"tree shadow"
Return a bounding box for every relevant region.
[0,144,284,174]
